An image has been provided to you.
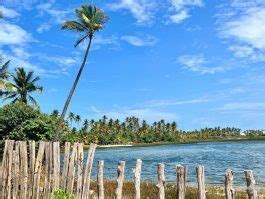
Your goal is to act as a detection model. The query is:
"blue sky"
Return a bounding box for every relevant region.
[1,0,265,130]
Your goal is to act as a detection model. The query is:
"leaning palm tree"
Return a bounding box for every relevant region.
[1,67,43,106]
[54,4,108,140]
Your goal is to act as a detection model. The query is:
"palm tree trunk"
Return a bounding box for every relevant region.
[53,37,92,141]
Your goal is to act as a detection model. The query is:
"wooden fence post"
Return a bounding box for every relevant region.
[61,142,71,191]
[12,142,20,199]
[176,165,186,199]
[97,160,104,199]
[225,169,235,199]
[32,141,45,199]
[82,143,97,199]
[77,143,84,198]
[20,141,28,199]
[196,165,206,199]
[244,170,258,199]
[28,140,35,198]
[1,140,14,199]
[66,143,77,194]
[44,142,52,199]
[133,159,142,199]
[53,142,60,191]
[115,161,126,199]
[156,163,165,199]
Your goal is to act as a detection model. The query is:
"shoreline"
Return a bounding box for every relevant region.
[92,136,265,149]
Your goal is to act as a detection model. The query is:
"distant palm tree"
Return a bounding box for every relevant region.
[1,67,42,106]
[54,4,108,140]
[83,119,89,130]
[68,112,75,126]
[51,109,59,118]
[76,114,81,127]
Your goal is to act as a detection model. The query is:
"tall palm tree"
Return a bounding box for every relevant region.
[54,4,108,140]
[1,67,42,106]
[68,112,75,126]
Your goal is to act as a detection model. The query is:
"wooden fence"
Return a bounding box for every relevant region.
[1,140,260,199]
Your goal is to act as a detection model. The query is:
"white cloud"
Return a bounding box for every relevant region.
[121,35,157,46]
[169,0,203,24]
[37,23,51,33]
[0,21,32,45]
[145,97,210,107]
[94,107,179,122]
[177,54,224,74]
[108,0,155,24]
[218,1,265,62]
[0,6,20,18]
[36,3,71,33]
[216,102,265,112]
[170,10,190,24]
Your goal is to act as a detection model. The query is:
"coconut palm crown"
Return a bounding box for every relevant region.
[1,67,43,106]
[61,4,108,47]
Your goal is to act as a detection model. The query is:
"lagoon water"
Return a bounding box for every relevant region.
[87,141,265,187]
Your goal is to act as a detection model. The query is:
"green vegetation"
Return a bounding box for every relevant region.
[52,190,76,199]
[55,4,109,140]
[60,115,265,145]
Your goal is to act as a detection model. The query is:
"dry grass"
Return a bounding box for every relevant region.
[90,180,265,199]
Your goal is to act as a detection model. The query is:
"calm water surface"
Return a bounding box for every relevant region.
[87,141,265,187]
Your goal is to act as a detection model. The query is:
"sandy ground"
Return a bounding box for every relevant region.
[99,144,133,148]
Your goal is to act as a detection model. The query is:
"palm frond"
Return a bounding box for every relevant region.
[75,34,88,47]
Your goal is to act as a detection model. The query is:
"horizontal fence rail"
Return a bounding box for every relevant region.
[0,140,262,199]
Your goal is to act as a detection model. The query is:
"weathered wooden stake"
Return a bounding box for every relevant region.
[20,141,28,199]
[244,170,258,199]
[176,165,186,199]
[156,163,165,199]
[12,142,20,199]
[3,140,14,199]
[53,142,60,191]
[32,141,45,199]
[196,165,206,199]
[44,142,52,199]
[115,161,126,199]
[225,169,235,199]
[1,140,9,199]
[133,159,142,199]
[97,160,104,199]
[82,143,97,199]
[66,143,77,194]
[29,140,36,198]
[77,143,84,198]
[61,142,71,191]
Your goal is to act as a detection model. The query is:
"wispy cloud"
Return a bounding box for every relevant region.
[215,102,265,112]
[108,0,156,25]
[218,0,265,62]
[0,20,32,45]
[169,0,204,24]
[0,6,20,18]
[144,97,210,107]
[90,106,179,122]
[36,2,71,33]
[177,54,224,74]
[121,35,157,46]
